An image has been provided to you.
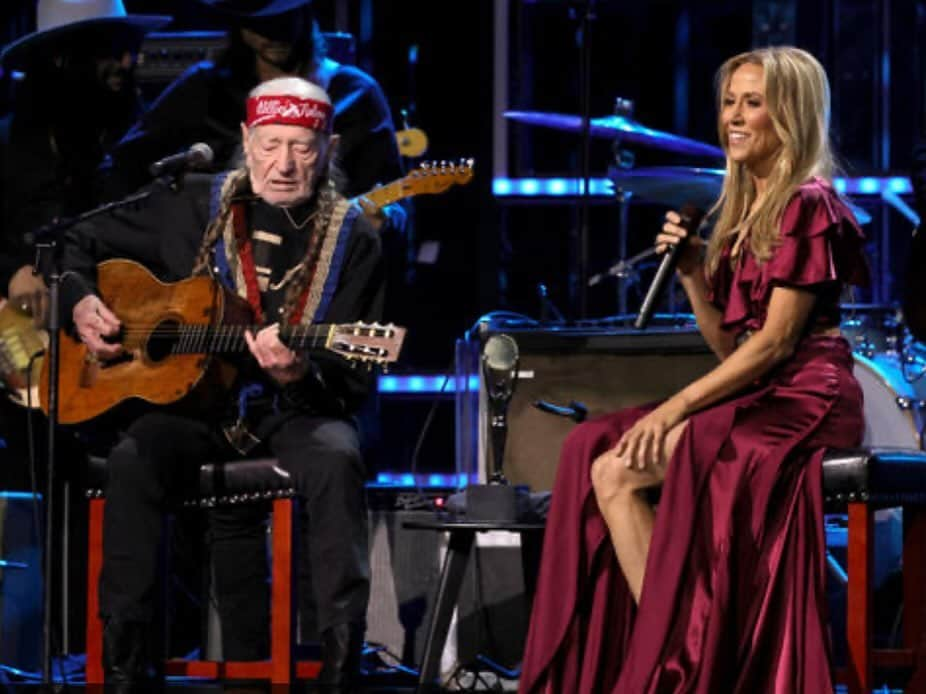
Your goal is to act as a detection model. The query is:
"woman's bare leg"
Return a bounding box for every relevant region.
[590,420,688,602]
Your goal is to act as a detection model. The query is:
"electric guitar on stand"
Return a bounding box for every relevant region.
[0,294,48,407]
[351,158,475,212]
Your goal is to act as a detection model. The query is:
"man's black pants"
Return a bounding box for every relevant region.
[98,410,370,660]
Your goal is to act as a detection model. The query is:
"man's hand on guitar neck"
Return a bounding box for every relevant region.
[244,323,309,386]
[356,195,386,231]
[73,294,123,360]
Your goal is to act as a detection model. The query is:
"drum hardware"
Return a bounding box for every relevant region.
[854,353,926,450]
[503,110,725,158]
[903,224,926,343]
[605,166,873,226]
[840,303,903,358]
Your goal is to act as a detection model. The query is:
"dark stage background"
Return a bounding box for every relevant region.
[2,0,923,364]
[0,0,924,677]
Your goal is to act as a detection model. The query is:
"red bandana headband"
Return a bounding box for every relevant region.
[246,95,333,132]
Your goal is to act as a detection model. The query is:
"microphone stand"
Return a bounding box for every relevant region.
[587,246,657,288]
[31,187,156,687]
[570,0,596,319]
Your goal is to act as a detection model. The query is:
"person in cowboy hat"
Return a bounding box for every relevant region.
[0,0,171,310]
[103,0,405,238]
[61,75,384,693]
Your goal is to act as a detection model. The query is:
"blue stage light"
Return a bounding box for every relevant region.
[547,178,566,195]
[377,374,479,394]
[494,176,912,198]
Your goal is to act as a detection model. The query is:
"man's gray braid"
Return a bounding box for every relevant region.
[191,168,250,277]
[279,175,340,324]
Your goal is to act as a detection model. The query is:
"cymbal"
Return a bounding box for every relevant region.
[504,110,724,158]
[607,166,872,225]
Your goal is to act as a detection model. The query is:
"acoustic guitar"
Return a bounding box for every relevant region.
[40,259,406,424]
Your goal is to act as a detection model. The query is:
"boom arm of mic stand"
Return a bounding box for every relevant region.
[27,189,152,245]
[588,246,658,286]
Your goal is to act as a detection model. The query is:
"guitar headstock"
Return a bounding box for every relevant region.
[406,158,475,195]
[327,322,407,368]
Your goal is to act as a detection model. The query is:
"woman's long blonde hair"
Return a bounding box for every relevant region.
[705,46,835,275]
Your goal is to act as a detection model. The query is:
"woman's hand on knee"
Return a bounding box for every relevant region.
[614,399,686,471]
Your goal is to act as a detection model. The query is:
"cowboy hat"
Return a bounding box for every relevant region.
[1,0,172,71]
[194,0,312,18]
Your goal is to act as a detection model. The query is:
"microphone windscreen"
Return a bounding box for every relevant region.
[189,142,214,167]
[483,334,519,371]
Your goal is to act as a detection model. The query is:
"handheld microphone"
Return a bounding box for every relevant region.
[148,142,214,178]
[634,203,705,330]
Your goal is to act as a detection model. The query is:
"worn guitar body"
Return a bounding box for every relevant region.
[41,259,247,424]
[40,259,405,425]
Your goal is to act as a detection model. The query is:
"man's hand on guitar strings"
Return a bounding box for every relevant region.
[244,323,309,385]
[73,294,123,360]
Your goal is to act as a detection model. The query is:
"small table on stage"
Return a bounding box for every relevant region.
[402,517,546,693]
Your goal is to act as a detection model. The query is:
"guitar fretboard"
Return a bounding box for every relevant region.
[166,324,331,355]
[359,180,412,209]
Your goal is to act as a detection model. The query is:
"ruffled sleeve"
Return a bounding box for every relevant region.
[762,178,870,292]
[710,178,870,334]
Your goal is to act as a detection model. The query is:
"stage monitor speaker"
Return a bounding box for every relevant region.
[0,491,42,674]
[366,508,446,668]
[456,324,718,491]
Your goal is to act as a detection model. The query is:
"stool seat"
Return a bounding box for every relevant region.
[819,447,926,694]
[86,456,296,506]
[822,447,926,506]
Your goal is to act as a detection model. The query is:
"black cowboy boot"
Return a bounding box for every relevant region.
[309,622,365,693]
[102,618,160,693]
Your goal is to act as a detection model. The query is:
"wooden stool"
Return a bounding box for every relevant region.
[84,456,321,686]
[823,447,926,694]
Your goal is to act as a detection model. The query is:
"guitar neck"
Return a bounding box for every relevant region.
[169,324,333,355]
[359,179,409,210]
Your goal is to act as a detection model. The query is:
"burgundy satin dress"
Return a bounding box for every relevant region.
[518,178,870,694]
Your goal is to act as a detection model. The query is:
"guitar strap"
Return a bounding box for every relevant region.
[214,191,355,325]
[206,174,358,452]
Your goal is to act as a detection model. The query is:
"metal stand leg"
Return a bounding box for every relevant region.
[416,529,476,693]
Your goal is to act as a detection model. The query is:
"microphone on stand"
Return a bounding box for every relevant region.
[634,203,706,330]
[148,142,214,178]
[482,334,519,483]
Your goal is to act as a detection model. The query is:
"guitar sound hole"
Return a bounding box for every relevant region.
[146,319,181,362]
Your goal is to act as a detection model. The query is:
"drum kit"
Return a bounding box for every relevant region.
[505,104,925,452]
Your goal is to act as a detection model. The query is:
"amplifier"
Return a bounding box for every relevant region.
[137,31,228,84]
[136,31,358,86]
[455,322,718,491]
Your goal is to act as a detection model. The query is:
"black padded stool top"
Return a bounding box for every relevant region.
[403,518,546,532]
[822,447,926,507]
[86,456,295,506]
